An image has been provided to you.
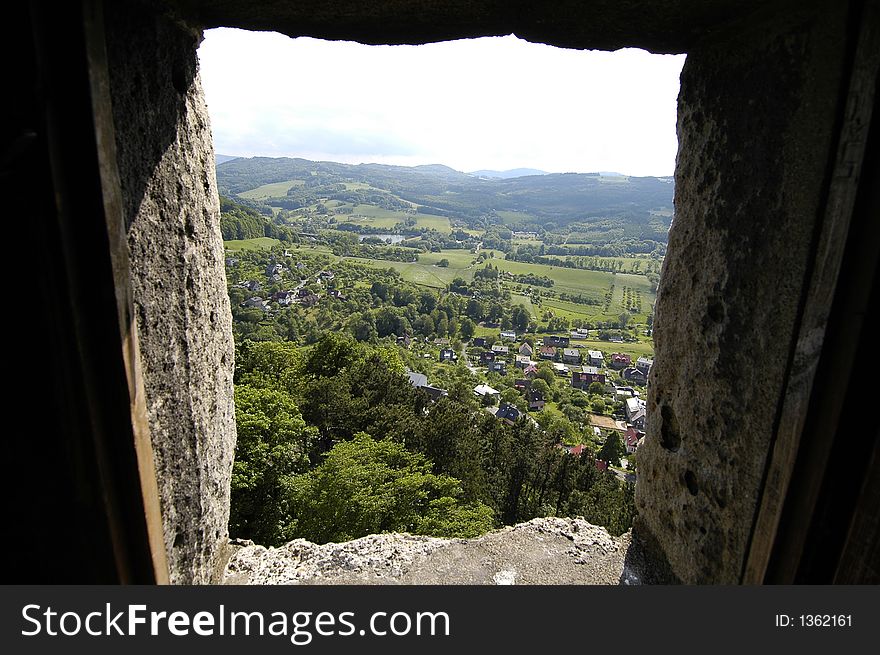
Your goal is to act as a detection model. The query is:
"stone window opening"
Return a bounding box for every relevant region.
[11,0,879,585]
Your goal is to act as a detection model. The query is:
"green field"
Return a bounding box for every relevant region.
[346,246,656,324]
[348,248,477,288]
[413,214,452,234]
[510,293,537,318]
[418,250,477,268]
[337,209,451,234]
[224,237,280,251]
[338,215,401,230]
[610,273,654,312]
[491,257,613,294]
[350,259,458,288]
[568,337,655,359]
[540,297,606,321]
[238,180,303,200]
[546,250,662,275]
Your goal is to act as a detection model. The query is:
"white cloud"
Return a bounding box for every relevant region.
[198,29,685,176]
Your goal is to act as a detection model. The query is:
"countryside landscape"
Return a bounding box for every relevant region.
[218,156,671,547]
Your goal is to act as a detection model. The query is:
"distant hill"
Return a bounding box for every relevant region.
[215,154,240,165]
[215,156,674,243]
[469,168,548,179]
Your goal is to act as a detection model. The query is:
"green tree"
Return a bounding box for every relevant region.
[414,313,435,337]
[393,287,417,307]
[530,378,551,398]
[370,280,389,301]
[375,307,401,338]
[287,433,494,543]
[303,332,359,378]
[435,313,449,337]
[418,291,437,315]
[466,298,485,321]
[235,339,303,392]
[229,384,318,546]
[459,317,476,340]
[597,432,625,467]
[352,311,378,343]
[511,305,530,332]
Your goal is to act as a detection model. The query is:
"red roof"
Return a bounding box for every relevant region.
[569,444,585,456]
[625,426,644,447]
[595,459,609,471]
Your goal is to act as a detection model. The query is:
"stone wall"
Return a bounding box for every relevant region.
[224,518,631,585]
[105,1,236,584]
[635,1,850,582]
[99,0,857,583]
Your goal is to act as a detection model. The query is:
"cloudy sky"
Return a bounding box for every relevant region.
[198,29,685,176]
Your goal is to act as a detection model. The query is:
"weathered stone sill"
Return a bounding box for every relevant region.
[224,517,634,585]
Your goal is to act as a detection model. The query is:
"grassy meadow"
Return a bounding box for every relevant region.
[223,237,281,251]
[238,180,303,200]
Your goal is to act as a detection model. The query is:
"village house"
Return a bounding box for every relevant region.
[500,331,517,341]
[543,335,570,348]
[588,350,605,367]
[406,371,447,402]
[527,390,545,411]
[611,353,632,369]
[241,296,268,310]
[623,366,648,385]
[439,348,457,362]
[472,337,487,348]
[625,397,647,430]
[563,348,581,364]
[636,356,654,374]
[491,344,509,355]
[571,365,606,390]
[474,384,500,399]
[480,350,496,364]
[271,290,296,306]
[298,293,319,307]
[615,386,637,403]
[515,354,533,369]
[514,378,532,391]
[624,426,645,454]
[518,342,533,357]
[538,345,557,360]
[523,364,539,379]
[552,362,569,376]
[488,361,507,375]
[495,403,522,425]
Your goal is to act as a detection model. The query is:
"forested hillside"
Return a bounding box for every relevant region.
[216,156,674,243]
